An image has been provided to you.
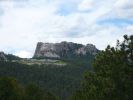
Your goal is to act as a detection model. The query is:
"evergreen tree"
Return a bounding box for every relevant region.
[71,35,133,100]
[25,83,59,100]
[0,77,24,100]
[25,84,45,100]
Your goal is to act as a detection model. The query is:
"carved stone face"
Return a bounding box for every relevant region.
[33,42,99,59]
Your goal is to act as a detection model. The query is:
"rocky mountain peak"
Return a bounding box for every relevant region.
[33,42,99,59]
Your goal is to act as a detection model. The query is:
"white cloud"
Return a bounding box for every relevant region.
[78,0,95,11]
[14,50,33,58]
[115,0,133,9]
[0,0,132,58]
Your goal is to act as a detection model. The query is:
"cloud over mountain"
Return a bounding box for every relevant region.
[0,0,132,58]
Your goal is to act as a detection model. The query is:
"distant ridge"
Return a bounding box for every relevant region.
[0,52,7,61]
[0,52,21,61]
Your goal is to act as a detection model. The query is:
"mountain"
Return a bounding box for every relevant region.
[0,42,99,99]
[33,41,99,59]
[0,52,21,61]
[0,52,7,61]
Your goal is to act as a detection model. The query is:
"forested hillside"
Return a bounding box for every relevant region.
[0,56,93,100]
[0,35,132,100]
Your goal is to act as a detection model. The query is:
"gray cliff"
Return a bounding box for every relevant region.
[33,41,99,59]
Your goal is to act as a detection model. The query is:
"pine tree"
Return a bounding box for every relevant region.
[71,35,133,100]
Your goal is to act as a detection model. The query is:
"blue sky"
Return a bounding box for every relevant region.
[0,0,133,58]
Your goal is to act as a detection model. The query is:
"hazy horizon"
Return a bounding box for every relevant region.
[0,0,133,58]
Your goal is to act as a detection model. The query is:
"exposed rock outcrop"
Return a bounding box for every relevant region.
[0,52,7,61]
[33,41,99,59]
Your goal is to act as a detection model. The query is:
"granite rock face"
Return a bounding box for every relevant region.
[0,52,7,61]
[33,41,99,59]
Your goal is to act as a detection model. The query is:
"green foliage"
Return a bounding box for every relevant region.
[5,54,21,61]
[0,55,93,99]
[25,84,45,100]
[0,77,58,100]
[0,77,24,100]
[25,83,59,100]
[71,35,133,100]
